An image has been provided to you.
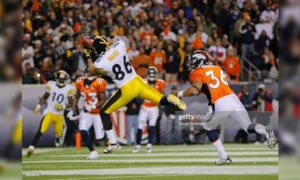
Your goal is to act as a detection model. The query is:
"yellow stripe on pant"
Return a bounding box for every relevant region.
[40,112,64,137]
[102,76,164,114]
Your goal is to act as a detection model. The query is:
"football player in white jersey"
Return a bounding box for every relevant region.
[26,70,76,157]
[133,67,165,153]
[76,36,186,153]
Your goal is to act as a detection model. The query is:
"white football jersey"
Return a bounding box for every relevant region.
[43,81,76,115]
[94,40,137,88]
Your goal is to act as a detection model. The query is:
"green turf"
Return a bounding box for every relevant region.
[22,174,278,180]
[22,144,278,180]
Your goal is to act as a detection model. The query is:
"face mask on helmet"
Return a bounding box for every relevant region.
[187,50,209,70]
[56,70,68,87]
[147,66,158,83]
[92,36,110,58]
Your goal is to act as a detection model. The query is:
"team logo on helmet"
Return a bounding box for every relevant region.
[56,70,68,87]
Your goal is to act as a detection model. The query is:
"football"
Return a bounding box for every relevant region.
[82,37,94,49]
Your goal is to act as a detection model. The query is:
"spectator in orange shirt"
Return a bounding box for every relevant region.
[132,47,153,78]
[149,43,167,78]
[223,46,240,82]
[192,31,204,50]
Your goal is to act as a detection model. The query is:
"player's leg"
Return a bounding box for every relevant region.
[101,86,138,153]
[92,114,106,146]
[53,114,64,147]
[137,77,186,110]
[133,107,147,153]
[79,113,99,159]
[27,113,52,157]
[203,116,231,165]
[146,107,159,153]
[229,94,276,149]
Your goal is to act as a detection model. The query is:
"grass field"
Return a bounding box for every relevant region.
[22,144,278,180]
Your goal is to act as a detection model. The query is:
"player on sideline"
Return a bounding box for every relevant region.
[73,36,186,153]
[176,50,277,165]
[69,69,107,159]
[27,70,76,157]
[133,66,165,153]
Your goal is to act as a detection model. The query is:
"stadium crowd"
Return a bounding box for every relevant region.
[22,0,279,84]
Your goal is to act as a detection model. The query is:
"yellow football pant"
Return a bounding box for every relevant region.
[12,117,22,145]
[39,113,64,137]
[102,76,163,114]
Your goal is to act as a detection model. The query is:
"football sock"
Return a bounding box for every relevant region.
[148,126,155,144]
[100,111,112,130]
[147,143,152,148]
[80,130,94,152]
[31,131,42,146]
[247,123,266,135]
[206,130,219,143]
[106,129,117,144]
[136,128,142,145]
[159,96,169,105]
[212,138,228,159]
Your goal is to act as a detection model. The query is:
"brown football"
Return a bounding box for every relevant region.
[82,37,94,49]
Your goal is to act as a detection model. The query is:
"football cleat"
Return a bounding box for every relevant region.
[87,151,99,159]
[26,145,35,157]
[265,125,277,149]
[215,156,232,166]
[133,147,140,153]
[103,143,121,154]
[167,94,187,110]
[146,147,152,153]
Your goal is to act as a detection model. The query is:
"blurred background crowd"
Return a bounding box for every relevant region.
[21,0,279,84]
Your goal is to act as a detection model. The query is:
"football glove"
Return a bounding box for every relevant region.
[67,110,81,121]
[205,105,215,122]
[54,103,65,111]
[84,103,96,112]
[83,48,91,59]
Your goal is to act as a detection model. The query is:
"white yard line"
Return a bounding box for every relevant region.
[34,151,277,158]
[23,166,278,176]
[23,157,278,164]
[22,148,65,156]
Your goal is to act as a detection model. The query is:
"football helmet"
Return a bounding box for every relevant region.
[56,70,68,87]
[187,50,210,71]
[92,36,110,58]
[147,66,158,83]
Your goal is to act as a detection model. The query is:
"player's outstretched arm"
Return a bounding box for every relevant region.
[177,81,203,98]
[34,92,49,114]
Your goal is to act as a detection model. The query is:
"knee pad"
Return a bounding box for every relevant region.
[247,123,256,134]
[100,111,112,130]
[206,129,219,143]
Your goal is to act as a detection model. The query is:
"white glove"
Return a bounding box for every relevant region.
[84,103,96,112]
[67,110,81,121]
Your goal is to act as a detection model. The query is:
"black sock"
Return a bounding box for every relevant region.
[31,131,43,146]
[148,126,156,144]
[136,128,142,145]
[81,130,94,152]
[159,96,169,105]
[100,111,112,130]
